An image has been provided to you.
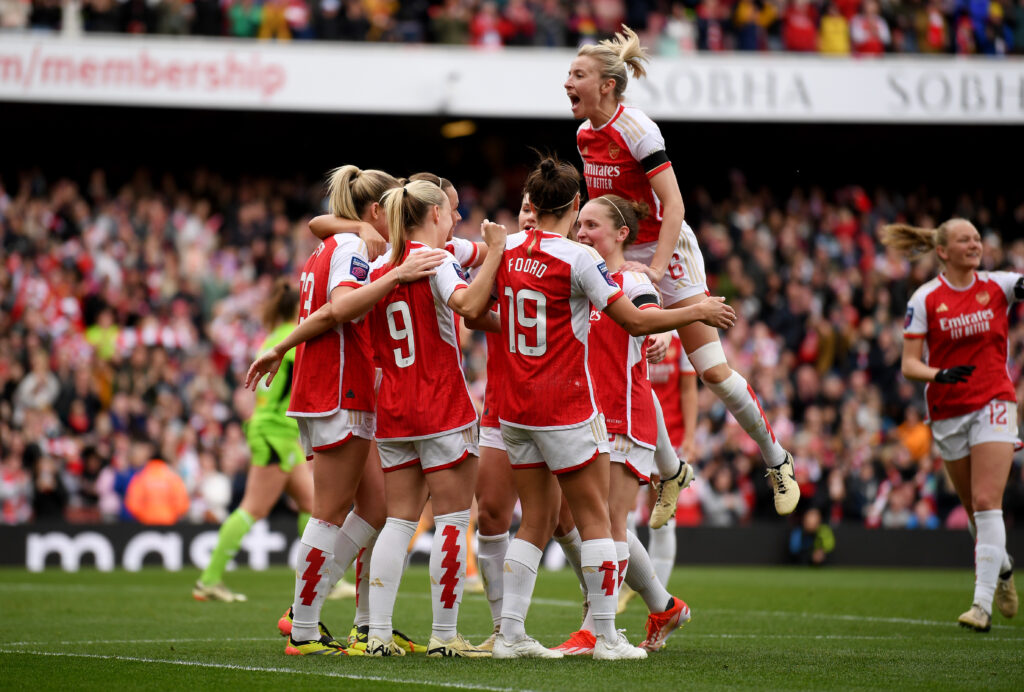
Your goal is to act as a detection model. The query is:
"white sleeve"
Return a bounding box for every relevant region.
[903,289,928,337]
[446,237,479,268]
[327,236,370,292]
[620,109,667,164]
[430,251,470,306]
[622,271,661,308]
[573,246,623,311]
[989,271,1022,305]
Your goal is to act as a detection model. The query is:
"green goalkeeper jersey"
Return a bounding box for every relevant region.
[247,323,300,438]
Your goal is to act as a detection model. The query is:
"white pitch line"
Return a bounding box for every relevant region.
[5,637,278,647]
[0,649,535,691]
[702,608,1019,631]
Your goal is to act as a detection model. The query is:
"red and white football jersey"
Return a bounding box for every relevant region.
[289,234,375,417]
[577,104,672,245]
[904,271,1020,421]
[496,229,624,429]
[480,313,504,429]
[649,334,696,449]
[588,270,660,448]
[368,241,478,440]
[445,236,480,268]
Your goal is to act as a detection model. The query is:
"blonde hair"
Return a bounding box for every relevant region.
[381,180,447,265]
[577,25,649,102]
[326,165,399,220]
[879,218,972,260]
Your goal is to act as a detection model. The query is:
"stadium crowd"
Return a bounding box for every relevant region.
[2,165,1024,529]
[3,0,1024,55]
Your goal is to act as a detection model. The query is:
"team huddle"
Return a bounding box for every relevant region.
[195,24,1019,661]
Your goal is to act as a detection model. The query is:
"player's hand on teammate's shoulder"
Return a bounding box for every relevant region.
[481,219,507,249]
[620,260,648,275]
[245,350,283,390]
[697,295,737,330]
[396,250,447,283]
[358,222,387,262]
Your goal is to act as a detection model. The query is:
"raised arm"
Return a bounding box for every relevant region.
[447,221,507,320]
[309,215,387,262]
[644,169,685,284]
[604,293,735,337]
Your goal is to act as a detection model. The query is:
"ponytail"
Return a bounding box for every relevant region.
[524,154,580,220]
[577,25,649,102]
[381,180,447,265]
[880,218,966,260]
[326,165,399,220]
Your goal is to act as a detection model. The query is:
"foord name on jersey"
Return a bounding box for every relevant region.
[508,256,548,278]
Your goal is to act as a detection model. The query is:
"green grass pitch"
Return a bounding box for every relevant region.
[1,565,1021,690]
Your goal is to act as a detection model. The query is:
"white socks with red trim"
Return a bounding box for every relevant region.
[973,509,1007,614]
[430,510,470,640]
[291,518,339,642]
[477,531,510,627]
[368,517,417,642]
[649,519,677,588]
[704,371,786,467]
[328,512,377,592]
[580,539,618,640]
[354,536,376,628]
[968,518,1013,573]
[626,530,673,613]
[500,538,543,642]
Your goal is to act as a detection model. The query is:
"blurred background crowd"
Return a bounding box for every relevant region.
[3,0,1024,56]
[2,165,1024,529]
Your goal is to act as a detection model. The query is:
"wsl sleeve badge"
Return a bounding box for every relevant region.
[597,262,618,288]
[350,256,370,282]
[454,263,469,282]
[904,306,914,329]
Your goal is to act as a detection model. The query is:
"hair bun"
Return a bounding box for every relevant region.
[540,159,557,178]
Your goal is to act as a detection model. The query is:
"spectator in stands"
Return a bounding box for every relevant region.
[851,0,891,54]
[782,0,818,51]
[258,0,292,40]
[32,454,68,521]
[789,507,835,565]
[819,2,852,53]
[227,0,262,37]
[914,0,948,52]
[190,0,222,35]
[700,464,750,526]
[0,0,30,28]
[14,350,60,426]
[470,0,512,46]
[696,0,727,50]
[731,0,762,51]
[125,454,190,525]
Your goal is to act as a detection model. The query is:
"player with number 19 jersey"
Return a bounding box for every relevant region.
[288,234,375,419]
[495,229,624,430]
[367,242,478,440]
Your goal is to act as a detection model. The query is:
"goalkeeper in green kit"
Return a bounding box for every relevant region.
[193,278,315,602]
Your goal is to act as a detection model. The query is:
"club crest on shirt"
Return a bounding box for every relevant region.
[904,307,914,328]
[581,146,589,156]
[350,256,369,281]
[976,291,990,306]
[936,303,948,313]
[608,143,620,160]
[597,262,617,288]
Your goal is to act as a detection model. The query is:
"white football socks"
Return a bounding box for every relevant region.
[581,539,618,640]
[973,509,1007,614]
[969,518,1013,573]
[626,530,673,613]
[500,538,543,642]
[291,518,340,642]
[651,392,683,476]
[477,532,510,627]
[368,517,417,642]
[429,510,470,640]
[649,519,677,588]
[354,536,375,628]
[327,512,377,592]
[554,527,587,596]
[704,370,786,467]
